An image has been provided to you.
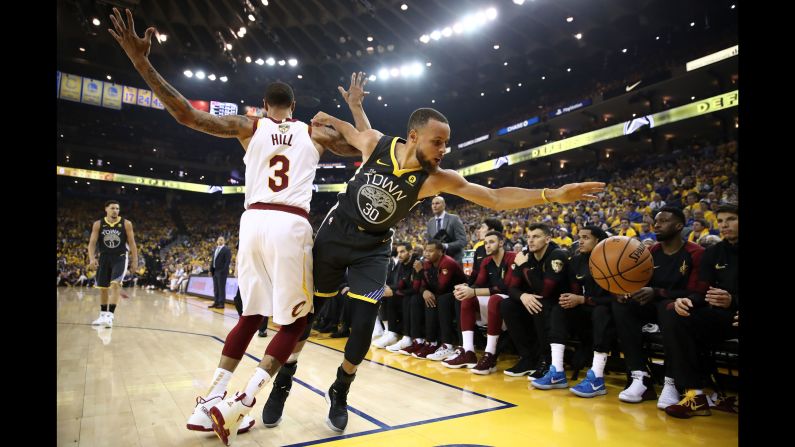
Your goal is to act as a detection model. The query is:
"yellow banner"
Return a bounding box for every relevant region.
[122,86,138,104]
[457,90,739,177]
[81,78,103,106]
[59,73,82,102]
[136,89,152,107]
[58,166,216,193]
[102,83,123,110]
[57,166,348,194]
[57,166,115,182]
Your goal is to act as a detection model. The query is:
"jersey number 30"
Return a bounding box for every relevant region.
[268,155,290,192]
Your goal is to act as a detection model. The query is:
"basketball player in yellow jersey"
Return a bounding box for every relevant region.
[108,8,358,445]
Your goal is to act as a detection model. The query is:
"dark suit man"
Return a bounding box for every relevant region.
[426,196,467,264]
[209,236,231,308]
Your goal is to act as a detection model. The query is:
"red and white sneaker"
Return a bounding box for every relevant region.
[441,349,478,369]
[471,352,498,375]
[412,342,439,359]
[186,392,254,434]
[209,392,256,446]
[398,340,424,356]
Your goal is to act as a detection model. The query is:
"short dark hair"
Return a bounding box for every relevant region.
[104,200,119,208]
[407,107,448,135]
[425,240,444,251]
[483,217,504,233]
[581,225,608,241]
[620,217,630,223]
[694,218,709,228]
[484,230,504,240]
[395,241,412,251]
[716,203,738,216]
[264,81,295,108]
[527,223,552,236]
[657,206,686,225]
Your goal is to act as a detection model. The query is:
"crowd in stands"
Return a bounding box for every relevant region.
[58,140,737,285]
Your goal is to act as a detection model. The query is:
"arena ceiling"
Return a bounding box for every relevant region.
[57,0,738,111]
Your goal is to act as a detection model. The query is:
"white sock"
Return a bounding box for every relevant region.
[485,335,499,354]
[551,343,565,372]
[287,352,301,364]
[415,338,425,344]
[383,321,389,332]
[387,331,399,339]
[400,336,411,344]
[206,368,233,399]
[462,331,475,353]
[242,367,271,406]
[693,389,704,395]
[592,352,608,378]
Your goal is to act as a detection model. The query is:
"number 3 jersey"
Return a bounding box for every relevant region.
[335,135,430,233]
[243,117,318,212]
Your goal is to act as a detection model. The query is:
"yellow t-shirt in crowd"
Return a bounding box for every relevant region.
[552,236,573,247]
[688,228,710,243]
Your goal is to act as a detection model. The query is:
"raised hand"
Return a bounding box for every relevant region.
[107,8,156,64]
[338,72,370,106]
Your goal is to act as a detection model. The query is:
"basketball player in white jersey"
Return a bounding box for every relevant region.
[108,8,358,445]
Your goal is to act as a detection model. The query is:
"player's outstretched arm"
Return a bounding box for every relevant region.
[427,169,605,210]
[108,8,253,141]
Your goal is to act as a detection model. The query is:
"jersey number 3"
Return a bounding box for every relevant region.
[268,155,290,192]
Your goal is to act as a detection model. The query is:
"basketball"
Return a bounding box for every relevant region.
[588,236,654,294]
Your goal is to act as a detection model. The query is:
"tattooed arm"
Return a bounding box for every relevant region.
[310,125,361,157]
[108,8,253,142]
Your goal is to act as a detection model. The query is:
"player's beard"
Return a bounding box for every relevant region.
[416,146,438,173]
[655,229,678,242]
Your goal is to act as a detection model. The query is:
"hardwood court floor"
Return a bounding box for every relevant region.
[57,287,738,447]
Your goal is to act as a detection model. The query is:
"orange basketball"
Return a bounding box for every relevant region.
[588,236,654,294]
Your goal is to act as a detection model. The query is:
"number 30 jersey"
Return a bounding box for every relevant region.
[243,117,319,212]
[335,135,430,233]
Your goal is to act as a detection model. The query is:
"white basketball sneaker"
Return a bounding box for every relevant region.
[385,337,413,353]
[209,392,256,446]
[91,311,108,326]
[186,392,254,435]
[372,332,398,349]
[657,377,681,410]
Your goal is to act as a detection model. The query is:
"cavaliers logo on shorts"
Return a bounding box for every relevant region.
[291,300,307,317]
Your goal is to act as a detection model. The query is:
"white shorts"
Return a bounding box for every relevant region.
[237,209,313,325]
[475,294,509,331]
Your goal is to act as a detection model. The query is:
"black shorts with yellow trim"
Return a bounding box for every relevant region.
[95,252,128,288]
[313,210,392,304]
